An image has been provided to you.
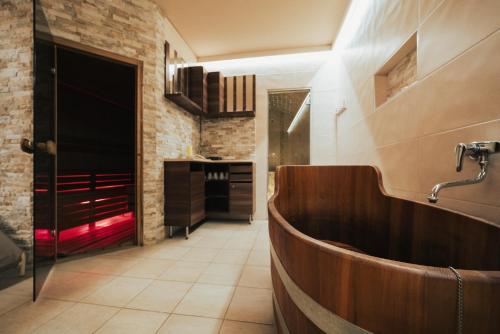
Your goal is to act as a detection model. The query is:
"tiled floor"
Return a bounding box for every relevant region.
[0,220,275,334]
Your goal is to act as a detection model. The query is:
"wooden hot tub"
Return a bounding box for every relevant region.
[268,166,499,334]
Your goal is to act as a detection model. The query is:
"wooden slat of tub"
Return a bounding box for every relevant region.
[268,165,500,334]
[271,261,323,334]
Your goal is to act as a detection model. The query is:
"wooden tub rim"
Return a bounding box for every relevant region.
[268,165,500,278]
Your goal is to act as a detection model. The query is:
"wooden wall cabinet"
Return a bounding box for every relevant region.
[164,41,255,118]
[164,160,254,238]
[206,73,256,118]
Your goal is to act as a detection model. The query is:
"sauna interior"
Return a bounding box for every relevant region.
[0,1,499,333]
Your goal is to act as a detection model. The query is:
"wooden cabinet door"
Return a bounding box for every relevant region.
[230,182,252,214]
[190,171,205,223]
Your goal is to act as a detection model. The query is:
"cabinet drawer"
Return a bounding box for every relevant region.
[230,182,252,197]
[230,182,252,214]
[230,173,252,182]
[230,164,252,174]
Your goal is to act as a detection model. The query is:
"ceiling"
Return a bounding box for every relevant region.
[156,0,351,61]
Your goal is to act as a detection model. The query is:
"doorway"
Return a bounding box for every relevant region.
[267,89,310,199]
[32,38,142,299]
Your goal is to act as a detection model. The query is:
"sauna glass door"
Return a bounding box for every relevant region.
[33,40,57,300]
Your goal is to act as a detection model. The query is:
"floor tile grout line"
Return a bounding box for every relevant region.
[26,299,80,333]
[217,258,249,333]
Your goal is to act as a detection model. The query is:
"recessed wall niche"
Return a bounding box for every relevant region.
[375,33,417,107]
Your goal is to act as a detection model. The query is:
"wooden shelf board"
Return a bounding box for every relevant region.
[165,92,204,116]
[206,111,255,118]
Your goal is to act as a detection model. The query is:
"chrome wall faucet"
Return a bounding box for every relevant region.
[427,141,500,203]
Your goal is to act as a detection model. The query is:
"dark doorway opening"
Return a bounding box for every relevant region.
[55,47,136,256]
[32,39,139,299]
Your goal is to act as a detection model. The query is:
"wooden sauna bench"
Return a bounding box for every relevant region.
[164,159,255,238]
[268,165,500,334]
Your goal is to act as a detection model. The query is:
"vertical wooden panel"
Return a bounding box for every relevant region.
[246,75,254,111]
[226,77,234,112]
[236,75,244,111]
[224,77,227,112]
[233,76,237,112]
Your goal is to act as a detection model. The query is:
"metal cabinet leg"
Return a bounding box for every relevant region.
[185,226,189,239]
[168,226,173,238]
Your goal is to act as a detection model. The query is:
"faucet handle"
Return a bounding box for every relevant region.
[455,143,467,172]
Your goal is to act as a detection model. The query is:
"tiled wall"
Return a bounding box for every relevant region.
[0,1,34,254]
[310,0,500,224]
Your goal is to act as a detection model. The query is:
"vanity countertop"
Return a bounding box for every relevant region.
[164,158,254,164]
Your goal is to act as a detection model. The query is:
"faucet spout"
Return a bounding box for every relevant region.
[427,158,488,203]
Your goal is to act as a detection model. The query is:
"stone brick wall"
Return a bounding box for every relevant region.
[201,117,255,160]
[0,1,34,254]
[387,48,417,98]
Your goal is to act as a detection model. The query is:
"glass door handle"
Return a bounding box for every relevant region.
[20,138,56,155]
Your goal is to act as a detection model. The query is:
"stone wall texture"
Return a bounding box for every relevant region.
[0,1,34,254]
[201,117,255,160]
[387,48,417,98]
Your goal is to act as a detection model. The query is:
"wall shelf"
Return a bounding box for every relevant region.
[165,92,203,115]
[206,111,256,118]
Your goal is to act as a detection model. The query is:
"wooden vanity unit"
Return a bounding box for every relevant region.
[164,159,255,238]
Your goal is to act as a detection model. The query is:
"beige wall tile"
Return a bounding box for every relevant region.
[411,31,500,137]
[418,119,500,206]
[312,1,500,222]
[418,0,500,78]
[419,0,444,23]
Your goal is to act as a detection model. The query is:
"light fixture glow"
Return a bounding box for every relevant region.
[333,0,372,51]
[287,93,311,134]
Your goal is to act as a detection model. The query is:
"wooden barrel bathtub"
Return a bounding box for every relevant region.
[268,166,500,334]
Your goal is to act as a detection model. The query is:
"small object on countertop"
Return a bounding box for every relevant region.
[207,156,222,160]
